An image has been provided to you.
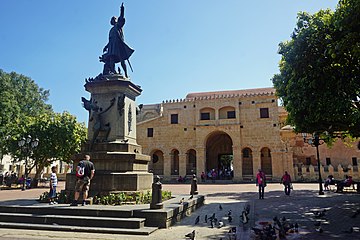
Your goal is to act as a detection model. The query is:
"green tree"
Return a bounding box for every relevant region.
[272,0,360,138]
[10,112,87,186]
[0,69,52,163]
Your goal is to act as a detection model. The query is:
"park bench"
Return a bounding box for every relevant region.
[335,181,359,193]
[343,182,358,192]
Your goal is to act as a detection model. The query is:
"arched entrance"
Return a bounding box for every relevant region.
[206,131,233,179]
[261,147,272,176]
[149,150,164,175]
[242,147,253,179]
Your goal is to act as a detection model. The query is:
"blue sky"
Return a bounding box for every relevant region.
[0,0,339,124]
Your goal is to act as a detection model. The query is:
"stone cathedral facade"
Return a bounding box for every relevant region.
[136,87,360,182]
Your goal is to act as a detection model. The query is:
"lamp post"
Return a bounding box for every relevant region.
[18,135,39,191]
[302,132,324,195]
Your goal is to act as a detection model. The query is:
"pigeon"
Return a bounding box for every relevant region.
[195,216,200,225]
[219,204,223,210]
[314,210,326,218]
[185,230,195,240]
[244,204,250,215]
[294,223,299,233]
[210,220,214,228]
[204,214,208,223]
[228,215,233,223]
[241,211,249,224]
[314,222,323,233]
[218,221,224,228]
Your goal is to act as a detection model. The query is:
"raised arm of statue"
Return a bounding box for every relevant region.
[117,3,125,28]
[120,3,125,19]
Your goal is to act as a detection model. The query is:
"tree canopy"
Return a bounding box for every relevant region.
[272,0,360,138]
[0,69,87,183]
[0,69,52,161]
[8,112,87,181]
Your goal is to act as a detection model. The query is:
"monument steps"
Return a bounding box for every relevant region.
[0,195,205,235]
[0,212,145,229]
[0,205,158,235]
[0,205,133,218]
[0,222,157,235]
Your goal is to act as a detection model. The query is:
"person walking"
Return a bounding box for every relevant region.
[49,166,58,205]
[281,171,292,196]
[256,169,266,199]
[70,154,95,206]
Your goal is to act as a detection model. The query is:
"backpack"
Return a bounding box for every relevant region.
[76,162,85,178]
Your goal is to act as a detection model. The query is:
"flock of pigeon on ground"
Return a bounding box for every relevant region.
[184,196,360,240]
[185,201,250,240]
[312,208,360,235]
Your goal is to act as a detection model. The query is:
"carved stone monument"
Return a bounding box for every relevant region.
[65,3,152,195]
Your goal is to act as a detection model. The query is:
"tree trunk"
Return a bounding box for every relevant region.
[30,165,43,188]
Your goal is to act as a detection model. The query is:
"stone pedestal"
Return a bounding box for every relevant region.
[66,75,152,195]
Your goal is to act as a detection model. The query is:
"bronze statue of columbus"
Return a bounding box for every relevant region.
[100,3,134,77]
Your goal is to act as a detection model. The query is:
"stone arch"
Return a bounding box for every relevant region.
[242,147,253,178]
[171,149,180,175]
[219,106,236,119]
[200,107,215,120]
[149,149,164,175]
[186,149,197,175]
[261,147,272,176]
[205,131,233,177]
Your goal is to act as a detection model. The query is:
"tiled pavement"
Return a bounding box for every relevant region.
[0,182,359,239]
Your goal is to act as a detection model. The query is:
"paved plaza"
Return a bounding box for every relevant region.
[0,182,359,239]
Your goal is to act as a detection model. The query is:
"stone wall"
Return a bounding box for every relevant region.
[293,164,359,181]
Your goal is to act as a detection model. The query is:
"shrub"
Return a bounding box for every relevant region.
[39,190,172,205]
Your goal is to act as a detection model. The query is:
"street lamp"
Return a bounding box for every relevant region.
[18,135,39,191]
[302,132,324,195]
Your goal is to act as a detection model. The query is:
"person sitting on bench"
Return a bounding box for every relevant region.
[324,175,335,190]
[336,175,353,192]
